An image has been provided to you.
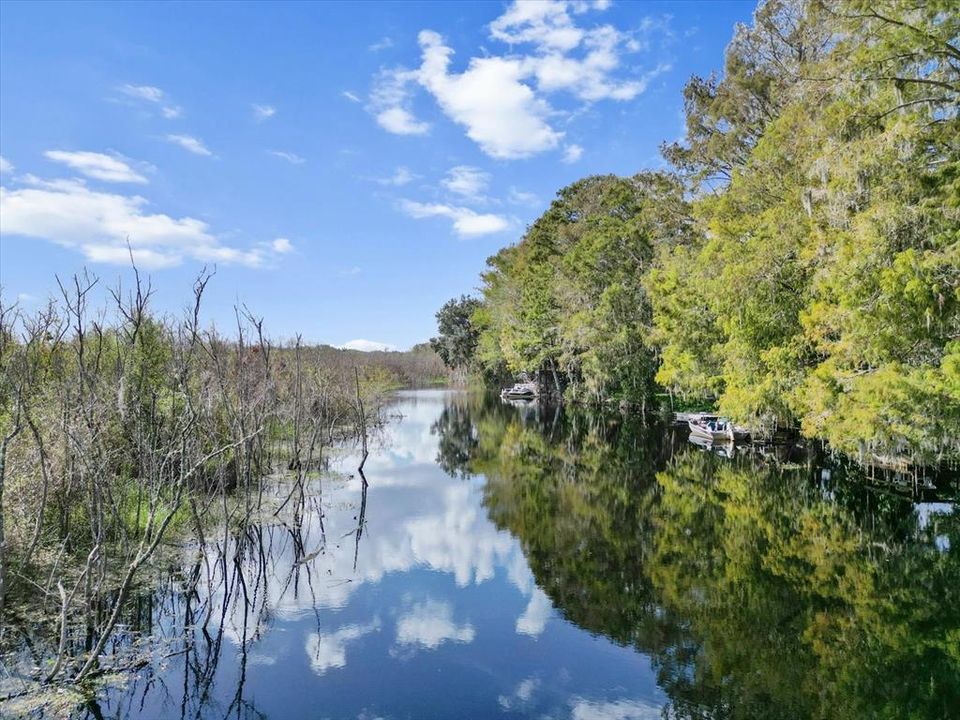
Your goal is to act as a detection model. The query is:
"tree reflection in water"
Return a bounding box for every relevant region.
[9,391,956,720]
[447,397,959,720]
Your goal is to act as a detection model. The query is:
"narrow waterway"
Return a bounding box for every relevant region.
[47,390,960,719]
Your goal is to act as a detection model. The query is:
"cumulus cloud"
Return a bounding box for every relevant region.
[394,600,475,651]
[269,150,306,164]
[44,150,148,183]
[441,165,490,200]
[340,339,396,352]
[417,30,561,159]
[0,156,14,174]
[166,134,212,156]
[377,106,431,136]
[489,0,585,50]
[0,175,286,269]
[400,199,509,238]
[252,103,276,121]
[368,1,667,159]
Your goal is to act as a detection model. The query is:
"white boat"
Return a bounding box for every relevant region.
[688,431,737,458]
[501,382,538,400]
[687,415,749,443]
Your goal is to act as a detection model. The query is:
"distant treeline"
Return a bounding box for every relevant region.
[430,0,959,463]
[300,342,448,390]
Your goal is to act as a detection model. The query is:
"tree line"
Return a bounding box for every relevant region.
[431,0,959,464]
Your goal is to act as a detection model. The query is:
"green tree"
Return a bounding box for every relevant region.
[430,295,482,370]
[651,0,960,458]
[473,173,691,403]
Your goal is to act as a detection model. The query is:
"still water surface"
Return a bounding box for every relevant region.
[75,390,958,719]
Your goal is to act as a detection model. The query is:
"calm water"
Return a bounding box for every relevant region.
[66,390,958,719]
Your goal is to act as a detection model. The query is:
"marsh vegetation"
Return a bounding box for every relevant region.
[0,268,444,705]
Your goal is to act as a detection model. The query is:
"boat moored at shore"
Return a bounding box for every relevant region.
[500,382,539,400]
[686,414,750,443]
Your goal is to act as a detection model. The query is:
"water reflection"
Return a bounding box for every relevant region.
[51,390,959,720]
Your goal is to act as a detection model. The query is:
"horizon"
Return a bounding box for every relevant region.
[0,0,755,350]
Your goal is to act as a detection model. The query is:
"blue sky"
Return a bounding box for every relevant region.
[0,0,755,350]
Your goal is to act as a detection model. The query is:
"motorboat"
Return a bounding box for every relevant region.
[500,382,538,400]
[688,415,749,443]
[688,431,737,458]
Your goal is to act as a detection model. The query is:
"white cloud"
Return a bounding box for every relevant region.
[499,678,540,711]
[44,150,148,183]
[417,30,561,159]
[400,199,509,238]
[248,653,277,666]
[376,107,430,136]
[441,165,490,199]
[270,150,306,164]
[339,266,362,276]
[516,587,552,637]
[119,83,165,103]
[342,90,362,103]
[271,237,293,253]
[166,134,212,156]
[340,339,396,352]
[118,84,181,119]
[305,619,380,675]
[562,144,584,163]
[571,699,663,720]
[369,37,394,52]
[0,156,14,174]
[369,68,431,136]
[394,600,475,650]
[253,103,276,122]
[489,0,586,51]
[369,2,667,160]
[377,166,416,186]
[521,25,660,103]
[0,176,285,269]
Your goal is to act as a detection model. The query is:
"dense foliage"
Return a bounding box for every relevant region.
[474,172,692,404]
[429,295,482,373]
[434,0,959,462]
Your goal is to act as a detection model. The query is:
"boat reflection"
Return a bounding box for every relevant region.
[686,430,737,457]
